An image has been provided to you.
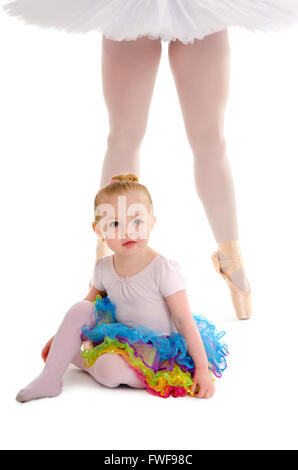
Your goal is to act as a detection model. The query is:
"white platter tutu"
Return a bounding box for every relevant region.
[2,0,298,44]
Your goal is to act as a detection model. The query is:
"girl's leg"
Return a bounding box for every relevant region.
[17,299,144,402]
[71,351,145,389]
[16,300,96,402]
[99,35,162,189]
[168,30,249,292]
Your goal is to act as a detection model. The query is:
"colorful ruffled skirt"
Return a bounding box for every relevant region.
[3,1,298,44]
[80,294,229,398]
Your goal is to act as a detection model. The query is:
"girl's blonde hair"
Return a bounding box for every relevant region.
[93,173,153,227]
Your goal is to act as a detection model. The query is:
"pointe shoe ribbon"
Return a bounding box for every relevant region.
[211,242,252,320]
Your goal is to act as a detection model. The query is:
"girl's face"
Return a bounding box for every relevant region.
[93,191,156,256]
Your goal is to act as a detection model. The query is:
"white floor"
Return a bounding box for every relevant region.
[4,291,298,451]
[1,10,298,450]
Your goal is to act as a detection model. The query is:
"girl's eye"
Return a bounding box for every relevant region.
[109,221,119,227]
[134,218,143,225]
[109,219,143,227]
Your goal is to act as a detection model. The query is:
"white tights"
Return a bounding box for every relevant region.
[16,300,145,403]
[71,350,145,389]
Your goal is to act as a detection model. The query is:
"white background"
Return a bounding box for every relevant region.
[1,7,298,451]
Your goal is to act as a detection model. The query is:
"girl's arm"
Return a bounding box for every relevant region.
[165,289,208,372]
[83,285,107,302]
[166,289,214,398]
[41,285,107,362]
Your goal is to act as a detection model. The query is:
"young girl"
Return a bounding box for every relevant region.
[16,173,228,402]
[3,2,298,322]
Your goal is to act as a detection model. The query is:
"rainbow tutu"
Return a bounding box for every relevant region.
[80,295,228,398]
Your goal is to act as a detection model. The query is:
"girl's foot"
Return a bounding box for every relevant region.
[15,370,62,403]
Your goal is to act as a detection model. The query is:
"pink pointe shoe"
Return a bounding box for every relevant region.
[211,240,252,320]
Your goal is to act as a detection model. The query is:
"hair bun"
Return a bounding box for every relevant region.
[110,173,139,184]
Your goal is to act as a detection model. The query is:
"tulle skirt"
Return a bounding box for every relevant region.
[2,0,298,44]
[80,294,229,398]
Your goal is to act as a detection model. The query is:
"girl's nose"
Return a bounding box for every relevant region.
[117,221,128,239]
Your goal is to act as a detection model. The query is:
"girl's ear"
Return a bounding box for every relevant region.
[92,221,102,237]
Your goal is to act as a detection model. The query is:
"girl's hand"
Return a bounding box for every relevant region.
[191,367,215,399]
[41,336,54,362]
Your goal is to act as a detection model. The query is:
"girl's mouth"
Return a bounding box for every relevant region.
[122,241,137,247]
